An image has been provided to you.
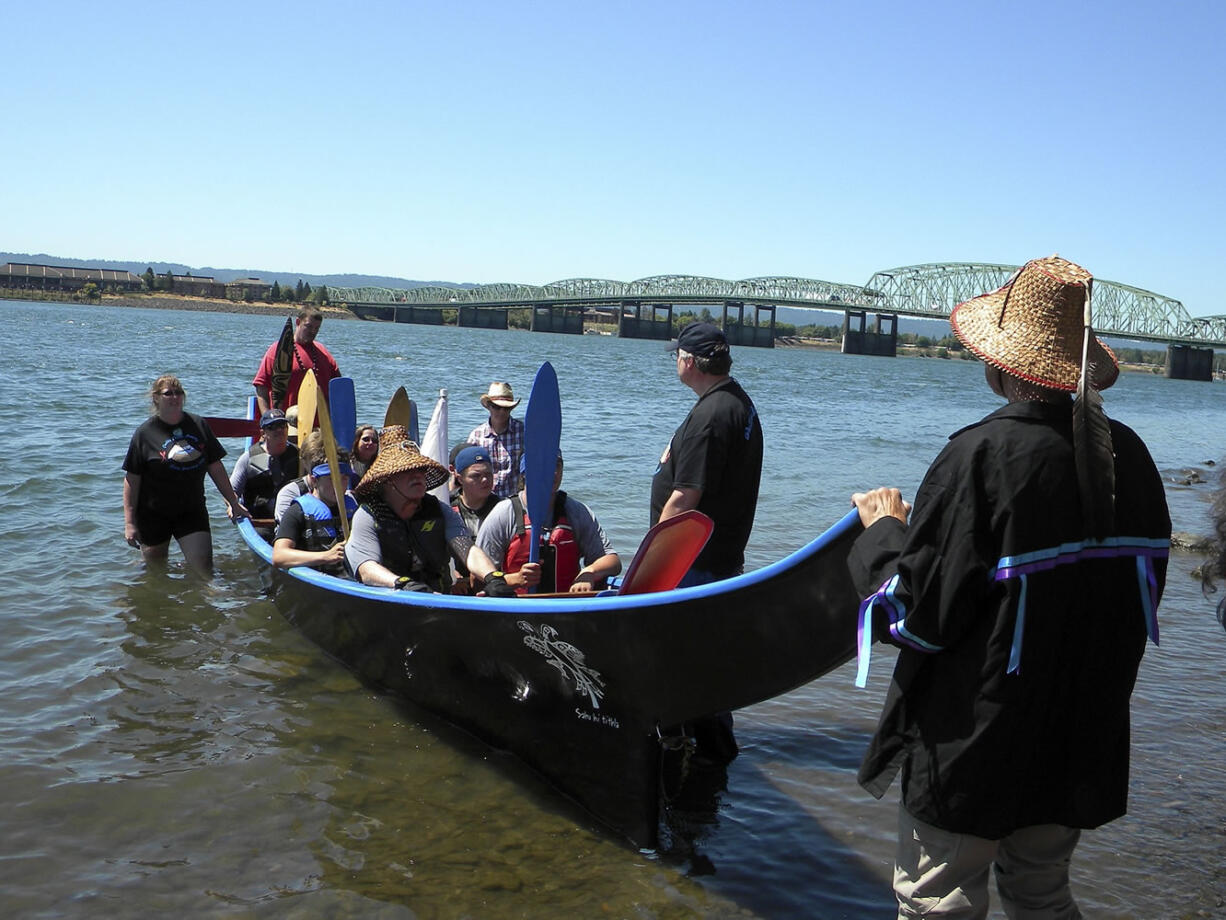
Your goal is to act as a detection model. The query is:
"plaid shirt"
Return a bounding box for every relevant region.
[467,416,525,498]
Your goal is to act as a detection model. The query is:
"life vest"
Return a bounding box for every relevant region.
[293,492,358,553]
[369,493,453,593]
[244,442,299,517]
[505,492,579,595]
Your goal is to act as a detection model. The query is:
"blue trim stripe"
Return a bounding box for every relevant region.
[995,535,1167,673]
[855,574,943,689]
[1007,573,1028,674]
[994,536,1169,581]
[1137,556,1161,646]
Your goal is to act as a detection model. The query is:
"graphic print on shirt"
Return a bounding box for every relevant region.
[655,441,671,474]
[160,429,207,471]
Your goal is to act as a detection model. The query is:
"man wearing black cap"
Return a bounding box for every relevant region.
[653,320,763,583]
[653,320,763,764]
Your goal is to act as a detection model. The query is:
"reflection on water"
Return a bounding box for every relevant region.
[2,300,1224,917]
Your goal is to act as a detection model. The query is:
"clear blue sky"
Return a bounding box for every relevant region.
[5,1,1223,314]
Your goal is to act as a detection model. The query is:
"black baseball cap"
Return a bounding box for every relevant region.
[668,321,729,357]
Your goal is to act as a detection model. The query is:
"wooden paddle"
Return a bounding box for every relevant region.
[270,316,295,410]
[297,371,318,475]
[303,370,350,541]
[617,510,714,595]
[383,386,420,442]
[384,386,410,428]
[522,362,562,577]
[329,376,357,449]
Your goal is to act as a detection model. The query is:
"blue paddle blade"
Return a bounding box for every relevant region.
[329,377,357,449]
[408,399,420,444]
[523,362,562,566]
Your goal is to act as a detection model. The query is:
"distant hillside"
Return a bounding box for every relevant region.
[0,252,474,292]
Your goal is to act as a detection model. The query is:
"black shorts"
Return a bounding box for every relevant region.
[137,506,211,546]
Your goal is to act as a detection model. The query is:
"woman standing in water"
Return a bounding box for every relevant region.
[122,373,248,576]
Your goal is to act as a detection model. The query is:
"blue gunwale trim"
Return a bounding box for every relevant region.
[238,507,863,615]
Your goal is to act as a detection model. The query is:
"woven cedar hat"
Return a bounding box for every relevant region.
[480,382,520,410]
[354,425,449,499]
[951,255,1119,392]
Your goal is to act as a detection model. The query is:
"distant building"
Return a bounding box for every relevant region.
[171,274,226,298]
[0,262,144,292]
[225,277,273,301]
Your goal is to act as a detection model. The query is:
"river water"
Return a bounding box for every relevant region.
[2,299,1223,918]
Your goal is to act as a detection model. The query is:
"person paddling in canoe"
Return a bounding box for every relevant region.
[343,426,516,596]
[122,373,250,577]
[272,444,357,574]
[476,451,621,595]
[229,408,300,529]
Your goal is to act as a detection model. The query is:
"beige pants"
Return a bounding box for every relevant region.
[894,805,1083,919]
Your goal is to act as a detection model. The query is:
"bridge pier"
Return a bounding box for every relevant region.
[346,302,396,322]
[530,303,584,335]
[458,305,508,330]
[842,310,898,357]
[722,301,775,348]
[618,301,673,340]
[1165,344,1214,381]
[392,305,445,326]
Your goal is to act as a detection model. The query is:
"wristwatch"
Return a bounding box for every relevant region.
[393,576,413,590]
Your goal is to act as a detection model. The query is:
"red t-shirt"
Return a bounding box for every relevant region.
[252,339,340,408]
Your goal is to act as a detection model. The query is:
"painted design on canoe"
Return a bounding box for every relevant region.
[519,621,605,709]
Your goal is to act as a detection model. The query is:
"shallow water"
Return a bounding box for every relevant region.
[1,300,1223,917]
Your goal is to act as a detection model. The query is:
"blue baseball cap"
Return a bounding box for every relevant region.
[259,408,289,428]
[311,462,353,478]
[452,445,491,474]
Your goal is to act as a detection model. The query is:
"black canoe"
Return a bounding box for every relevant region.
[236,510,864,848]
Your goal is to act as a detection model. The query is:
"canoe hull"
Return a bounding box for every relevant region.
[239,509,863,847]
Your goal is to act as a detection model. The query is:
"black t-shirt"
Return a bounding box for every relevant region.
[123,412,226,517]
[650,377,763,576]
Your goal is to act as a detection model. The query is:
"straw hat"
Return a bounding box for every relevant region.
[354,425,449,499]
[480,381,520,410]
[950,255,1119,392]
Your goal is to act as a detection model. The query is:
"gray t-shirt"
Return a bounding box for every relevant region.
[476,493,615,569]
[273,478,307,522]
[345,501,470,577]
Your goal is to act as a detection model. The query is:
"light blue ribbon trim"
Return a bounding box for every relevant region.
[855,574,942,689]
[1007,573,1028,675]
[999,534,1167,674]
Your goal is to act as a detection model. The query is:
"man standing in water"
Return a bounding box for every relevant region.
[253,305,341,415]
[848,256,1171,919]
[652,320,763,762]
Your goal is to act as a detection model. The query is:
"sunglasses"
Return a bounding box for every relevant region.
[159,389,185,396]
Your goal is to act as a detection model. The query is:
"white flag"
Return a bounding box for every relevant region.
[422,388,449,504]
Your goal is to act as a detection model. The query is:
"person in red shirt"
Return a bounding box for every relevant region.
[253,306,341,414]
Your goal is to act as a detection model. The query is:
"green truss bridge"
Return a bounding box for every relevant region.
[331,264,1224,379]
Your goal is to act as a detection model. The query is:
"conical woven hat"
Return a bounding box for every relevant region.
[951,256,1118,392]
[354,425,449,499]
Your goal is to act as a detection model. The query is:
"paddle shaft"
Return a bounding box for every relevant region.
[522,362,562,570]
[303,370,350,541]
[297,372,318,476]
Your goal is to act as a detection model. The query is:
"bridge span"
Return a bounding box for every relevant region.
[332,264,1223,379]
